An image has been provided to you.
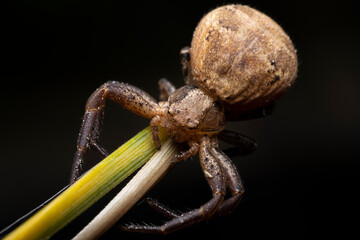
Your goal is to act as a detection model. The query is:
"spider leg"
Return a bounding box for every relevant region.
[71,81,160,184]
[171,142,199,163]
[180,46,192,83]
[150,116,162,150]
[218,129,258,157]
[139,143,199,218]
[144,197,180,219]
[210,147,245,216]
[121,137,225,234]
[158,78,176,101]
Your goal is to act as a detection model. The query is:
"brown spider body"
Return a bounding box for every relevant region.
[157,85,226,143]
[70,4,297,235]
[189,5,298,119]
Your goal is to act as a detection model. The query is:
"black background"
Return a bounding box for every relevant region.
[1,0,359,239]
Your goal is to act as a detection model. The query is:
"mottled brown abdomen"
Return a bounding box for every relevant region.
[188,4,298,114]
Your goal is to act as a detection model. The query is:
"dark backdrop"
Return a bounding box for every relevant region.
[1,0,359,239]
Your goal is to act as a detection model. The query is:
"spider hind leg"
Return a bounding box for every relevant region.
[158,78,176,101]
[218,129,258,157]
[211,147,245,216]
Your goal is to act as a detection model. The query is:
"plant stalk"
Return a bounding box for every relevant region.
[3,127,170,240]
[73,138,178,239]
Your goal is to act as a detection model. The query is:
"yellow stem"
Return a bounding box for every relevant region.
[4,126,168,240]
[73,138,178,239]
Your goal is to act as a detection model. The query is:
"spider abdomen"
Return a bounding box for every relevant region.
[189,4,298,114]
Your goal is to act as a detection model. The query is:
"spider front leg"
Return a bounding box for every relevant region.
[71,81,160,184]
[122,137,225,234]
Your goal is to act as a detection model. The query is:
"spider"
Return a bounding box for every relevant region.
[70,52,260,234]
[70,4,297,234]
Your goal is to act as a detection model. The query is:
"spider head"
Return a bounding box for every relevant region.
[166,85,225,140]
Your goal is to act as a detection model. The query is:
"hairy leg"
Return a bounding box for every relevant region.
[121,137,225,234]
[144,197,180,219]
[130,143,198,219]
[71,81,160,184]
[211,146,245,216]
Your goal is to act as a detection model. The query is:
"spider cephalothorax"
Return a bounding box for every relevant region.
[157,85,226,143]
[71,4,297,234]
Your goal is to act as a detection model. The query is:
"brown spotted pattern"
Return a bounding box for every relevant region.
[189,5,298,113]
